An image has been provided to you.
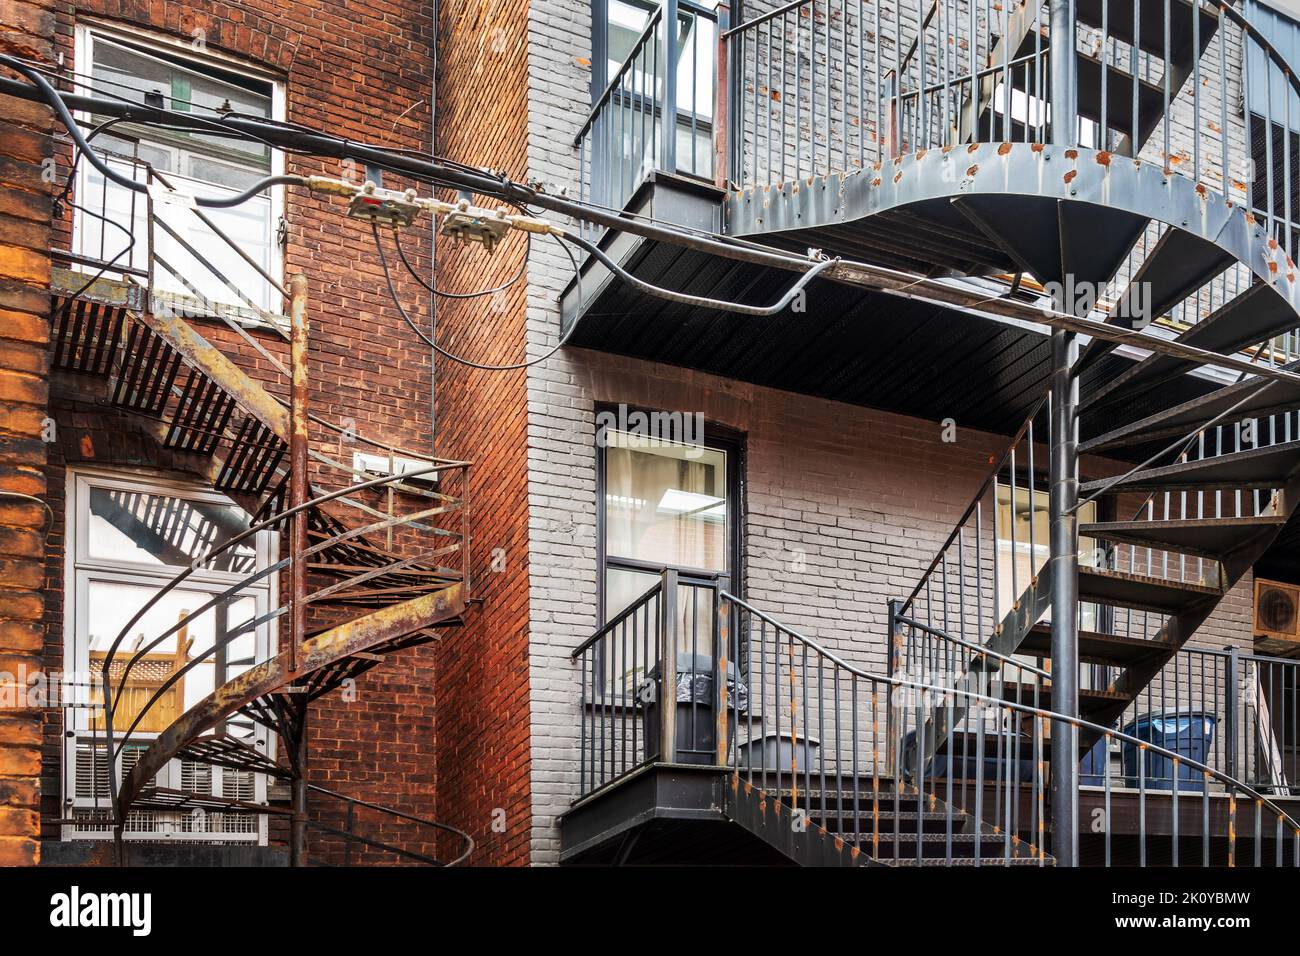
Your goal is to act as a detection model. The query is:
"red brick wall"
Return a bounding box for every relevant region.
[430,0,533,866]
[0,0,56,866]
[29,0,447,860]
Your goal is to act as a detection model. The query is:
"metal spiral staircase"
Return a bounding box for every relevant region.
[49,152,473,864]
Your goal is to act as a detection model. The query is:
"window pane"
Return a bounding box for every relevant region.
[604,429,728,571]
[91,37,271,164]
[87,485,256,572]
[86,580,259,731]
[995,484,1097,627]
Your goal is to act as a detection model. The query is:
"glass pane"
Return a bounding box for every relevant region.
[91,37,271,163]
[150,177,275,310]
[602,569,715,697]
[995,484,1097,627]
[86,580,260,731]
[607,0,654,77]
[604,429,728,571]
[87,485,256,572]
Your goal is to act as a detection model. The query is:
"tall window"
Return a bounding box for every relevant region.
[62,469,277,842]
[995,482,1099,631]
[599,419,740,683]
[72,25,284,312]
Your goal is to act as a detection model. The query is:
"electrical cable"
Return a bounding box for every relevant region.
[562,230,838,316]
[0,52,304,206]
[392,222,528,299]
[372,221,587,371]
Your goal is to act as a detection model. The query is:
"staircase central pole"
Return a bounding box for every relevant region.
[1047,0,1079,867]
[288,272,310,866]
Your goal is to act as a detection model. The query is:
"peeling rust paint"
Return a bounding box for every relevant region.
[1063,170,1077,185]
[966,165,978,178]
[997,142,1012,155]
[1064,149,1078,160]
[1095,150,1111,165]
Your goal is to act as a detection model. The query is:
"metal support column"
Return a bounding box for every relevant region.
[1048,329,1080,866]
[289,706,309,866]
[288,272,309,866]
[1049,0,1077,147]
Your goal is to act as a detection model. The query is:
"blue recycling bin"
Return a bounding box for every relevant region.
[1121,712,1217,793]
[1079,735,1110,787]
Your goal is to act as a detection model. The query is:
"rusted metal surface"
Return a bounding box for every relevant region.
[131,295,291,439]
[117,581,466,816]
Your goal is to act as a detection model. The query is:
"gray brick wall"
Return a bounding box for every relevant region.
[520,2,1273,864]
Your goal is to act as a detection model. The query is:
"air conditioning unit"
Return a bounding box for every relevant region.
[351,452,439,489]
[1254,578,1300,644]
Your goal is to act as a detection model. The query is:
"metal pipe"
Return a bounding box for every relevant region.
[290,706,309,866]
[1049,0,1077,147]
[1048,329,1080,866]
[289,273,310,676]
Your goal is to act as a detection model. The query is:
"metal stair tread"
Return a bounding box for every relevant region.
[1079,514,1288,559]
[132,786,288,815]
[1080,440,1300,492]
[1020,623,1171,666]
[1077,565,1221,613]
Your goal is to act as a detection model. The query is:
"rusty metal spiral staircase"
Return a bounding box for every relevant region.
[48,147,473,864]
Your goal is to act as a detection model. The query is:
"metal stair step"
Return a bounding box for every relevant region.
[1080,228,1237,371]
[1079,440,1300,492]
[1077,566,1221,614]
[1081,378,1300,453]
[176,733,293,780]
[891,855,1052,867]
[133,786,287,815]
[998,679,1134,719]
[1085,283,1298,409]
[1075,0,1220,59]
[1020,623,1170,666]
[1079,515,1288,560]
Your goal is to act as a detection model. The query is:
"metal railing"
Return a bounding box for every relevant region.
[895,620,1300,794]
[574,1,722,229]
[306,784,474,866]
[724,591,1300,865]
[570,575,1300,863]
[571,569,731,798]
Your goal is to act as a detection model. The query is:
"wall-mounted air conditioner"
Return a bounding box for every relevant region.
[1254,577,1300,645]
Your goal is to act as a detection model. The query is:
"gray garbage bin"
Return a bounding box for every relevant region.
[642,652,748,765]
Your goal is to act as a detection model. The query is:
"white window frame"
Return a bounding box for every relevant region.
[70,21,287,315]
[61,466,279,844]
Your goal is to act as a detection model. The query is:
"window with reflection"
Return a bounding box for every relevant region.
[995,482,1100,630]
[64,469,276,842]
[599,420,740,695]
[72,26,283,311]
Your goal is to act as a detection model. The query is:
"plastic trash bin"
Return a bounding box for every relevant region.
[1079,734,1112,787]
[1121,712,1217,793]
[641,653,748,765]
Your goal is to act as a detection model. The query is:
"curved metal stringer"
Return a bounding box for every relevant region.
[115,581,467,835]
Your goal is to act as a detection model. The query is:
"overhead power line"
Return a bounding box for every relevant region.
[3,58,1300,386]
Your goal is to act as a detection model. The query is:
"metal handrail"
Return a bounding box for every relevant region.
[727,591,1300,864]
[575,6,665,144]
[307,784,474,866]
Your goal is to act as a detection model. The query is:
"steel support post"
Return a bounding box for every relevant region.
[1048,329,1080,866]
[289,705,309,867]
[288,272,309,865]
[1049,0,1077,148]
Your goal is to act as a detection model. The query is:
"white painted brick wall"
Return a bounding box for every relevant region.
[520,1,1268,865]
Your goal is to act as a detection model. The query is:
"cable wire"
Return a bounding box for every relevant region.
[373,222,589,371]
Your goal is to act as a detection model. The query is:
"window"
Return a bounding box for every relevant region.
[62,469,277,843]
[994,482,1099,631]
[598,417,741,692]
[591,0,716,185]
[71,25,284,312]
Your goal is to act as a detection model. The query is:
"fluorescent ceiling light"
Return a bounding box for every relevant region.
[657,488,725,521]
